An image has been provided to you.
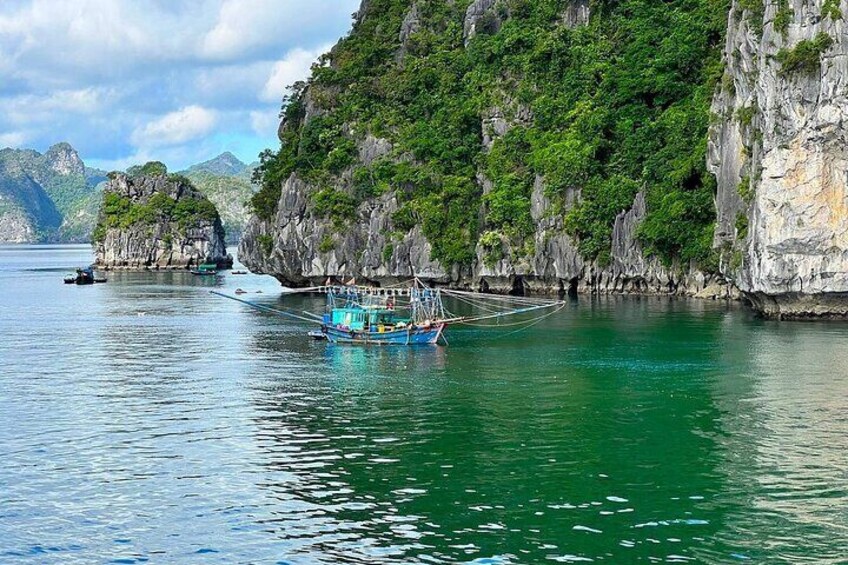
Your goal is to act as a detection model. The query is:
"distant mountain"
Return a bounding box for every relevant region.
[0,145,257,244]
[180,153,257,244]
[0,143,100,243]
[186,152,248,177]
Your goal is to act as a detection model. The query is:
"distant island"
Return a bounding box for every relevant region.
[0,143,256,244]
[93,162,232,270]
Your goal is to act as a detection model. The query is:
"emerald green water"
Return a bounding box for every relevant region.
[2,245,847,563]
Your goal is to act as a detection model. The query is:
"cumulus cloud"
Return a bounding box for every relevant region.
[0,88,109,128]
[0,0,359,169]
[250,110,279,139]
[261,45,331,103]
[131,106,218,148]
[201,0,354,60]
[0,131,28,148]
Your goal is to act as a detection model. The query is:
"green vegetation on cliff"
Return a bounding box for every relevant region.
[93,163,220,242]
[776,32,834,75]
[0,144,104,242]
[183,153,256,243]
[253,0,729,268]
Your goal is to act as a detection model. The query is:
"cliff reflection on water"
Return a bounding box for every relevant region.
[1,245,847,563]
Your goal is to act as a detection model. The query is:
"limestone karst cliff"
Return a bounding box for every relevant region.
[93,165,231,270]
[0,143,104,243]
[241,0,848,316]
[709,0,848,317]
[183,153,257,244]
[240,0,734,298]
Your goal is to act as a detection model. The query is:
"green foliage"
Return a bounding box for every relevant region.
[92,222,107,243]
[738,175,754,203]
[566,176,641,262]
[185,168,256,243]
[318,234,335,253]
[736,104,756,127]
[311,188,357,225]
[42,173,90,215]
[721,72,736,95]
[483,128,535,240]
[391,202,418,232]
[730,248,743,271]
[249,84,308,221]
[477,0,728,265]
[257,234,274,256]
[773,1,793,37]
[167,173,192,185]
[352,159,398,201]
[776,33,834,75]
[823,0,843,20]
[252,0,729,268]
[735,211,749,240]
[95,186,219,236]
[128,161,168,177]
[382,243,394,263]
[479,230,504,267]
[737,0,765,36]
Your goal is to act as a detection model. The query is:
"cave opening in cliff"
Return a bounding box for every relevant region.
[509,276,527,297]
[567,277,579,299]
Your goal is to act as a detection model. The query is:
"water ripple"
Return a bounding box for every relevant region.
[1,246,848,563]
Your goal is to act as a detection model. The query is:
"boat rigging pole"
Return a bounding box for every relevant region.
[209,291,319,323]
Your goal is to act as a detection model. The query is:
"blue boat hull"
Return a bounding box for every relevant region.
[323,324,445,345]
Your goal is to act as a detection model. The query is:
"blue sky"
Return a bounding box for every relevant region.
[0,0,360,170]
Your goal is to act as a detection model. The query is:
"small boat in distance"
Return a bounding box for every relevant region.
[190,263,219,276]
[212,278,567,347]
[64,267,106,285]
[231,270,248,275]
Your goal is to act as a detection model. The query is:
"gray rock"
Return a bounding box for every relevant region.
[94,173,231,270]
[0,210,36,243]
[241,165,731,298]
[710,0,848,317]
[397,2,422,61]
[464,0,501,44]
[562,0,590,28]
[239,0,734,301]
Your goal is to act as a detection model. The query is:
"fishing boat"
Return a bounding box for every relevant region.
[64,267,106,285]
[190,263,218,276]
[212,278,566,347]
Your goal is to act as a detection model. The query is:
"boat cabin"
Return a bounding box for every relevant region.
[326,307,407,332]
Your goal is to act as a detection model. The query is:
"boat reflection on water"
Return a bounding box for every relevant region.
[321,339,448,379]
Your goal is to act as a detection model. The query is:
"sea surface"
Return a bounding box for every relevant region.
[1,245,847,564]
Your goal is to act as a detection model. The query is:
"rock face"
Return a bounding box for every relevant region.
[183,153,256,244]
[0,210,37,243]
[240,169,731,297]
[709,0,848,317]
[186,152,249,177]
[239,0,737,300]
[94,172,231,270]
[0,143,105,243]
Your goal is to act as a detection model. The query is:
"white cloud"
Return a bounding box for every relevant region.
[250,110,279,139]
[261,45,330,103]
[0,1,203,79]
[87,149,157,173]
[0,88,108,126]
[0,131,27,147]
[201,0,356,60]
[131,105,218,148]
[0,1,358,169]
